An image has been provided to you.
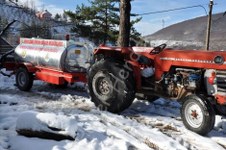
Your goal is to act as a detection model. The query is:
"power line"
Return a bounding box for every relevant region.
[134,4,209,16]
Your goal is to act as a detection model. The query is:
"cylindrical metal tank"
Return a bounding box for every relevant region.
[15,38,93,72]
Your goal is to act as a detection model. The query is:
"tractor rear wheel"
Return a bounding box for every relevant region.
[181,94,215,135]
[88,59,135,113]
[16,67,33,91]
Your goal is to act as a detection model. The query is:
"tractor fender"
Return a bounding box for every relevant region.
[93,45,141,89]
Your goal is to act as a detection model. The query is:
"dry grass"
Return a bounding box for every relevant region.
[144,138,160,150]
[162,124,179,132]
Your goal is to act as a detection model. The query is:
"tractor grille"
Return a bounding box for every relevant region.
[216,71,226,93]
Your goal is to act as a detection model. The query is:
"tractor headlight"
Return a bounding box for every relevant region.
[214,55,224,65]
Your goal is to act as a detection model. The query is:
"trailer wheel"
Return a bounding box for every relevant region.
[16,68,33,91]
[88,59,135,113]
[181,95,215,135]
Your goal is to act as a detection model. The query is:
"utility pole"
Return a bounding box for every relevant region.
[205,0,213,50]
[162,19,165,29]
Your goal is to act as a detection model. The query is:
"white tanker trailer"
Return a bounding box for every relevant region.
[15,38,93,72]
[1,37,94,91]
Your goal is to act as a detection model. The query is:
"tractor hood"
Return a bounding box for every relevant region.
[154,49,226,79]
[158,49,226,65]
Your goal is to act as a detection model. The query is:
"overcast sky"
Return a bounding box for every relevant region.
[18,0,226,36]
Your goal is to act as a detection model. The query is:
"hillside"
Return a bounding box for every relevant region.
[0,1,70,45]
[144,13,226,50]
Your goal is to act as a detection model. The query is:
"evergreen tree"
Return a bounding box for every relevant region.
[65,0,141,45]
[54,13,61,21]
[62,12,68,22]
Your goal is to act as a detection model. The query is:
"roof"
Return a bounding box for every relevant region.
[36,10,52,19]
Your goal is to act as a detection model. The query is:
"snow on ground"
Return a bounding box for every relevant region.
[16,111,78,139]
[0,74,226,150]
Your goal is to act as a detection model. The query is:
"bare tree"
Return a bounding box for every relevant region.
[118,0,131,47]
[29,0,36,13]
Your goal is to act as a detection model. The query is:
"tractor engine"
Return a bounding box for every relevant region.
[162,68,202,98]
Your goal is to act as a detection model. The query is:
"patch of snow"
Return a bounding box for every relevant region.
[16,111,78,138]
[149,40,203,49]
[0,70,15,90]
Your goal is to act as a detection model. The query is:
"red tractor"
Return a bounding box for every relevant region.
[88,44,226,135]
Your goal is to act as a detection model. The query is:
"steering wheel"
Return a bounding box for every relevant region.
[150,43,167,55]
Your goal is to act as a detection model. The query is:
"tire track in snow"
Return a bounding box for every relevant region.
[99,115,157,150]
[123,99,225,150]
[98,112,187,150]
[127,115,198,150]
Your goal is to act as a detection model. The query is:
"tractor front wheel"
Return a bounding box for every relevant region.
[181,95,215,135]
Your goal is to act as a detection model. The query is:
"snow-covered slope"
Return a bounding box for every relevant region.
[0,3,38,25]
[144,13,226,50]
[0,1,70,38]
[0,74,226,150]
